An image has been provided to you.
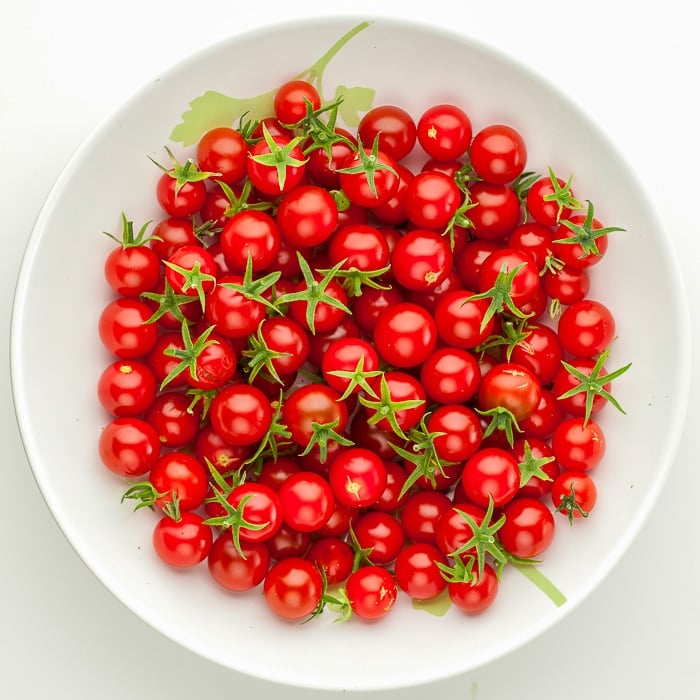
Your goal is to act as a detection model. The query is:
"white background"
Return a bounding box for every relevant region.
[2,1,697,698]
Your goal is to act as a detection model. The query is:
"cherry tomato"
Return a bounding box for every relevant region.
[468,182,521,241]
[273,79,321,125]
[145,390,202,448]
[98,298,158,359]
[416,103,473,160]
[98,416,161,477]
[277,184,339,248]
[196,126,248,185]
[420,347,480,404]
[400,490,453,545]
[306,536,354,585]
[394,542,448,600]
[551,471,598,522]
[469,123,527,184]
[478,362,542,422]
[404,170,462,230]
[97,359,157,417]
[220,210,281,273]
[152,512,213,568]
[207,534,270,591]
[434,290,495,349]
[352,511,405,566]
[427,404,483,463]
[357,104,417,161]
[277,471,335,533]
[551,416,606,471]
[149,451,209,512]
[247,131,307,197]
[447,562,499,614]
[328,447,387,509]
[209,383,273,446]
[390,229,453,292]
[338,145,400,208]
[373,302,437,369]
[461,447,521,508]
[498,497,555,558]
[345,566,398,621]
[557,299,616,357]
[263,557,323,621]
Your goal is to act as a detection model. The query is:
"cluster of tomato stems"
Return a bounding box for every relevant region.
[118,94,630,611]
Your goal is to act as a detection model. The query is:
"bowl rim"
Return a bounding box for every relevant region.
[9,12,694,691]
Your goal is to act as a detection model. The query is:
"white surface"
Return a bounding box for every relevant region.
[2,1,697,698]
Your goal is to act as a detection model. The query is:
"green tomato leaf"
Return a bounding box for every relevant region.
[170,90,275,147]
[334,84,375,127]
[411,588,452,617]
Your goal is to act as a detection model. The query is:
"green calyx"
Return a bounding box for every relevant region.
[358,373,425,440]
[554,199,625,258]
[247,122,308,191]
[103,212,160,248]
[149,145,220,194]
[160,321,218,390]
[336,133,398,199]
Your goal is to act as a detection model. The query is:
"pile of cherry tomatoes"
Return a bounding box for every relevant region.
[97,77,629,622]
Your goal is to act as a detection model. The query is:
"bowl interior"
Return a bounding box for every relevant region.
[10,15,691,691]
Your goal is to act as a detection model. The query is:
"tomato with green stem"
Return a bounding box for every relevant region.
[526,167,582,226]
[247,123,308,197]
[442,559,499,614]
[152,511,213,568]
[351,511,404,566]
[357,104,417,162]
[273,79,322,126]
[551,471,598,523]
[360,371,426,439]
[306,537,354,585]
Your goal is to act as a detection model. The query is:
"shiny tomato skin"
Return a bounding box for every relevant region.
[510,323,564,387]
[321,337,380,396]
[551,470,598,521]
[468,182,521,241]
[209,383,273,446]
[427,404,483,463]
[551,416,606,471]
[277,471,335,533]
[478,247,541,306]
[499,497,555,558]
[373,302,437,369]
[352,511,405,566]
[98,298,158,359]
[478,362,542,422]
[345,565,398,621]
[306,537,354,585]
[416,103,473,160]
[557,299,616,358]
[273,79,321,124]
[277,184,338,248]
[552,213,610,269]
[404,170,462,230]
[164,244,217,298]
[98,416,161,477]
[152,511,213,568]
[358,104,417,161]
[400,489,453,545]
[519,389,564,441]
[263,557,323,621]
[390,229,453,292]
[207,534,270,592]
[219,209,281,273]
[552,356,611,419]
[394,542,448,601]
[97,359,157,417]
[247,134,307,197]
[448,562,499,614]
[434,290,495,349]
[420,347,480,405]
[469,123,527,184]
[145,390,202,448]
[435,501,487,558]
[155,172,207,217]
[338,147,400,208]
[328,447,387,509]
[196,126,248,185]
[104,245,160,298]
[461,447,521,508]
[149,451,209,512]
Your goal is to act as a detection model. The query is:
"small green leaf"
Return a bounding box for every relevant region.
[412,588,452,617]
[335,85,375,126]
[170,90,275,147]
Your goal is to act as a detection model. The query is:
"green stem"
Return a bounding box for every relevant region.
[511,561,567,607]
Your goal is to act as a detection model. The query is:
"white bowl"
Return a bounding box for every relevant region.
[10,15,691,692]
